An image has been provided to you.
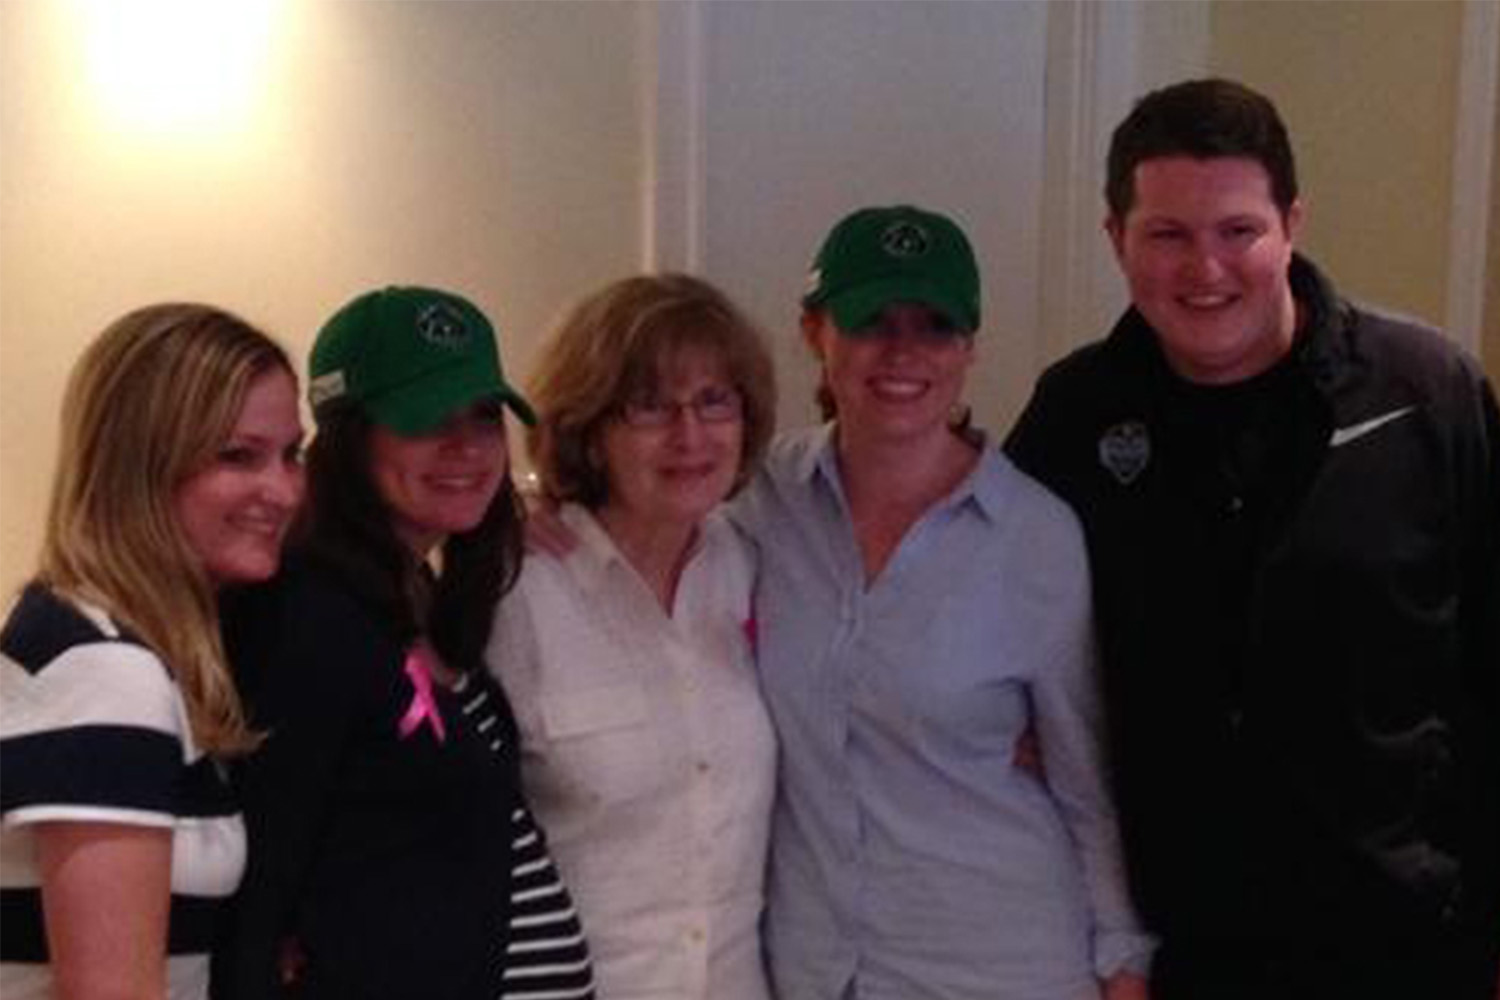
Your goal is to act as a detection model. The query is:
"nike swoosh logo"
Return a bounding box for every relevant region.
[1329,406,1416,447]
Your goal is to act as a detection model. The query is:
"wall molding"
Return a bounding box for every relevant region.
[642,1,1491,364]
[1038,0,1110,365]
[1036,1,1210,360]
[1445,0,1498,353]
[642,0,706,273]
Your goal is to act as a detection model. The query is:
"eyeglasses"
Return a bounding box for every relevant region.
[617,386,744,428]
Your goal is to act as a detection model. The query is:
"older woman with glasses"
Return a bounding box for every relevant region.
[486,273,778,1000]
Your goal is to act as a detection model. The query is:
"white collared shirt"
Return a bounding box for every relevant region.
[487,504,776,1000]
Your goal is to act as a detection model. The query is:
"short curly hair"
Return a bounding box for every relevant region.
[525,273,777,508]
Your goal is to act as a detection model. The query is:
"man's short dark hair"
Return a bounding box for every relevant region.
[1106,77,1298,220]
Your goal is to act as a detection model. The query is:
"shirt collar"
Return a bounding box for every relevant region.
[794,421,1006,524]
[556,501,714,596]
[792,421,839,486]
[556,502,627,594]
[965,446,1010,524]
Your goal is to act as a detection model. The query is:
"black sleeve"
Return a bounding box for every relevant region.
[1457,367,1500,925]
[215,574,383,1000]
[1005,367,1059,481]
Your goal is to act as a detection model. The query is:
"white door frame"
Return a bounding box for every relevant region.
[644,0,1497,356]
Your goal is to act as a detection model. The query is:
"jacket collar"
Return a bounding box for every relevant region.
[1103,252,1352,398]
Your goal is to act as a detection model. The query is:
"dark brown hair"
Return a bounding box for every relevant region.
[297,403,524,673]
[1106,78,1298,221]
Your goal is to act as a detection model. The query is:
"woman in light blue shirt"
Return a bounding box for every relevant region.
[732,205,1152,1000]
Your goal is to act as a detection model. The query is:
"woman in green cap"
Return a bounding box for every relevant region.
[741,205,1152,1000]
[219,287,594,1000]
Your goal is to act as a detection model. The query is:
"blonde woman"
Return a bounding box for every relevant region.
[488,274,778,1000]
[0,304,305,1000]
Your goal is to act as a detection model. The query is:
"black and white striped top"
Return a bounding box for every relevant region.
[452,673,595,1000]
[0,584,244,1000]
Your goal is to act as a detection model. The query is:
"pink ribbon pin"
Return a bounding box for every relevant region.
[398,641,447,744]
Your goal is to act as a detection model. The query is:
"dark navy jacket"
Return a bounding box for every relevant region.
[1006,256,1500,966]
[216,558,518,999]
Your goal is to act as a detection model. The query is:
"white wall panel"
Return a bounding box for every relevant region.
[685,0,1051,432]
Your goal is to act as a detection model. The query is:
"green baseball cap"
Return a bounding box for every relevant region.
[307,286,536,435]
[802,204,981,334]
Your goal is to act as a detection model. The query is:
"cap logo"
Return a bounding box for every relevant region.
[1098,420,1150,485]
[415,302,470,348]
[880,221,930,259]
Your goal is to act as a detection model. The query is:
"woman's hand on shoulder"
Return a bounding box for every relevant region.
[523,496,578,558]
[35,821,172,1000]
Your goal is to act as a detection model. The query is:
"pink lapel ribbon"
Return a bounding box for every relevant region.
[398,642,447,744]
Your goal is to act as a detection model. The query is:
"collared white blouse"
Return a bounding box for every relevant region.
[487,504,776,1000]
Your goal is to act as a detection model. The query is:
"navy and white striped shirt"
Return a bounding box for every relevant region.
[0,584,244,1000]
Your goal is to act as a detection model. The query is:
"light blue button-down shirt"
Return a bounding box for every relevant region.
[731,426,1150,1000]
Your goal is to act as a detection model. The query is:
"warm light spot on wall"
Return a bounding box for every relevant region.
[71,0,283,136]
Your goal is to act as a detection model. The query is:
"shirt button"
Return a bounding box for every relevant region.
[696,760,710,774]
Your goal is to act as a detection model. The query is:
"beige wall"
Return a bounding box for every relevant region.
[1207,0,1463,326]
[3,1,1493,605]
[693,1,1051,432]
[0,1,645,599]
[1487,77,1500,379]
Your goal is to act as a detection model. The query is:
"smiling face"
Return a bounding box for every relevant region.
[369,399,509,555]
[596,346,744,538]
[1108,155,1302,385]
[174,366,305,588]
[806,301,974,446]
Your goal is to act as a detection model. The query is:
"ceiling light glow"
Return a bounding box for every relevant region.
[72,0,282,135]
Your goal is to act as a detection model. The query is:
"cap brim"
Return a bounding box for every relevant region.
[501,387,537,428]
[825,277,976,335]
[368,363,536,435]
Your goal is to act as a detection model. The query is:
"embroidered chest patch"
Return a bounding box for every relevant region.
[1098,420,1151,485]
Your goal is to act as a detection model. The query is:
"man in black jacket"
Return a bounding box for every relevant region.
[1006,78,1499,1000]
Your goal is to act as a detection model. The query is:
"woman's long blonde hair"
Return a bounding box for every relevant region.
[38,303,293,755]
